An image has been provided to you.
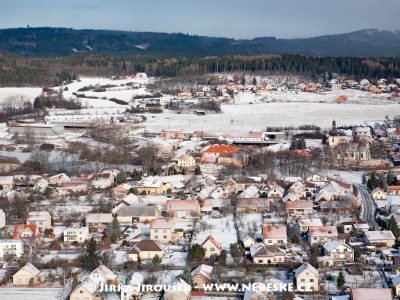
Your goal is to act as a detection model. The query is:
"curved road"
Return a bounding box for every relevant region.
[356,184,381,230]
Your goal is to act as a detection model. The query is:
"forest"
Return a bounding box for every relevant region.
[1,51,400,87]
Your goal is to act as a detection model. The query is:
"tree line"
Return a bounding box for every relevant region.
[1,51,400,87]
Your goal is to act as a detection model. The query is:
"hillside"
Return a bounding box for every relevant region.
[0,27,400,57]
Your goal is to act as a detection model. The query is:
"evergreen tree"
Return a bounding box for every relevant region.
[188,244,206,262]
[116,171,127,184]
[388,216,400,239]
[81,237,101,272]
[387,172,395,186]
[72,275,79,289]
[337,271,346,293]
[152,254,162,265]
[106,216,121,243]
[219,250,227,266]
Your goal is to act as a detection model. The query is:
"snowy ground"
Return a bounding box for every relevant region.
[0,87,42,103]
[192,214,238,251]
[143,102,400,132]
[0,288,64,300]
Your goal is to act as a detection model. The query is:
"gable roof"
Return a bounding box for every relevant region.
[117,205,156,217]
[150,218,174,229]
[308,226,338,237]
[294,262,318,277]
[204,144,238,154]
[201,235,222,251]
[13,224,39,239]
[85,213,113,224]
[26,211,50,221]
[91,265,117,281]
[296,218,323,227]
[286,201,313,210]
[15,263,41,277]
[165,200,200,212]
[262,225,287,240]
[323,240,353,253]
[364,230,395,241]
[250,244,286,257]
[191,264,213,280]
[129,240,164,254]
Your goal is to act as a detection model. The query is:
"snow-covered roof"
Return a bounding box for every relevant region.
[150,218,174,229]
[262,225,287,240]
[282,192,300,203]
[297,218,322,227]
[85,213,113,224]
[294,262,318,277]
[364,230,395,241]
[26,211,50,221]
[323,240,353,253]
[17,263,41,277]
[191,264,213,280]
[0,176,14,185]
[238,185,259,198]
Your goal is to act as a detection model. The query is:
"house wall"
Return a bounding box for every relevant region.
[192,274,208,288]
[26,216,51,232]
[203,240,221,258]
[70,287,100,300]
[253,255,285,264]
[296,272,319,292]
[151,228,173,243]
[128,250,164,261]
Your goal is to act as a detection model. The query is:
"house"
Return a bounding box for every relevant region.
[48,173,70,186]
[392,275,400,297]
[128,240,164,261]
[282,192,300,203]
[295,218,323,235]
[250,243,286,264]
[90,173,114,189]
[33,179,49,193]
[63,226,91,244]
[13,224,41,241]
[201,235,222,258]
[89,264,118,285]
[70,265,117,300]
[286,201,313,216]
[349,288,393,300]
[262,225,287,246]
[164,278,191,300]
[238,185,259,198]
[242,236,256,248]
[203,144,238,158]
[113,183,133,199]
[165,200,200,217]
[243,282,269,300]
[388,186,400,196]
[265,184,284,200]
[294,262,319,292]
[150,218,175,243]
[12,263,45,286]
[0,176,14,189]
[0,209,5,228]
[236,198,270,213]
[353,126,372,139]
[372,187,388,200]
[69,277,102,300]
[191,264,213,288]
[289,181,305,196]
[364,230,396,247]
[26,211,51,232]
[308,226,338,245]
[323,240,354,264]
[177,155,196,169]
[116,205,157,224]
[85,213,113,233]
[0,240,24,258]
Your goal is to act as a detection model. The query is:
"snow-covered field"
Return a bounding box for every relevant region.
[144,102,400,132]
[0,288,64,300]
[0,87,42,103]
[192,214,238,251]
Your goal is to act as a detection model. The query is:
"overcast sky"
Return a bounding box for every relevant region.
[0,0,399,39]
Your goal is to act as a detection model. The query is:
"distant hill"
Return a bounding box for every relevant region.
[0,27,400,57]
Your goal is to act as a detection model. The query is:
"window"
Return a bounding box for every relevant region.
[210,247,215,251]
[80,290,83,294]
[310,279,314,282]
[301,279,305,282]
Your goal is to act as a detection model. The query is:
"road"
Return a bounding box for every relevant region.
[356,184,381,230]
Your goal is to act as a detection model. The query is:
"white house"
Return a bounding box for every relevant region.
[0,209,5,228]
[323,240,354,264]
[242,236,256,248]
[294,262,319,292]
[63,226,91,244]
[201,235,222,258]
[371,188,387,201]
[0,240,24,258]
[26,211,52,232]
[262,225,287,245]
